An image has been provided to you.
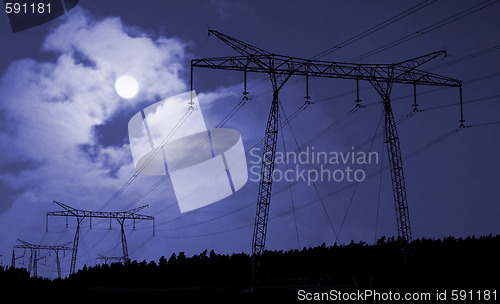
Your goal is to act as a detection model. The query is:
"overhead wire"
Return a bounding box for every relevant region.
[98,108,194,211]
[155,124,469,239]
[61,90,500,268]
[103,0,490,215]
[314,53,500,108]
[106,83,253,215]
[147,74,497,238]
[119,91,250,212]
[143,102,334,231]
[296,105,364,151]
[279,100,340,244]
[374,141,385,243]
[102,102,309,238]
[279,101,301,249]
[419,93,500,113]
[138,87,500,235]
[66,2,500,263]
[145,102,310,223]
[349,0,500,62]
[133,84,500,234]
[196,0,443,112]
[68,6,500,252]
[199,0,442,111]
[310,0,437,60]
[427,44,500,71]
[468,120,500,128]
[337,111,384,239]
[222,0,494,109]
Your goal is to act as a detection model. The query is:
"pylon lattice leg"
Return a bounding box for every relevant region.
[383,100,412,243]
[252,92,280,256]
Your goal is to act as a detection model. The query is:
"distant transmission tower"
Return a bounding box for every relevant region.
[12,239,72,279]
[191,30,462,281]
[46,201,155,274]
[96,254,126,265]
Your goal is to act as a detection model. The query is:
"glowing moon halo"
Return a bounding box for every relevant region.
[115,75,139,99]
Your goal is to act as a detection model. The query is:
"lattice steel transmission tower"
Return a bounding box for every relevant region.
[12,239,72,278]
[46,201,155,274]
[96,254,125,264]
[191,29,462,260]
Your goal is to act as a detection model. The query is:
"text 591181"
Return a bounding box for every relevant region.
[5,2,51,14]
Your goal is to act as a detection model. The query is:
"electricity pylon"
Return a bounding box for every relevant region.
[46,201,155,274]
[96,254,125,264]
[12,239,72,279]
[191,29,462,277]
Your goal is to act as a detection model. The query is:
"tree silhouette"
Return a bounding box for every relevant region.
[2,234,499,298]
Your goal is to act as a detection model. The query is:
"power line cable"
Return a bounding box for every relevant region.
[119,94,249,211]
[374,141,385,243]
[155,126,466,239]
[337,111,384,239]
[136,98,451,232]
[103,0,492,214]
[279,102,301,249]
[310,0,437,60]
[200,1,441,109]
[98,108,193,211]
[279,100,340,244]
[74,1,500,258]
[350,0,500,62]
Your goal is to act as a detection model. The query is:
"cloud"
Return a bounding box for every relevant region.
[0,8,191,276]
[0,7,341,279]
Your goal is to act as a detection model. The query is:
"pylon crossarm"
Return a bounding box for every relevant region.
[192,55,461,87]
[48,203,153,220]
[15,239,72,251]
[124,204,149,214]
[208,29,271,57]
[394,50,446,70]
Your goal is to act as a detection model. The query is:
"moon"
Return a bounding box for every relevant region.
[115,75,139,99]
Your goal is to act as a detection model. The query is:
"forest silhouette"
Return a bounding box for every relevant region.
[1,234,498,300]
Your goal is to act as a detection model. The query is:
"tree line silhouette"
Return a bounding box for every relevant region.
[1,234,498,298]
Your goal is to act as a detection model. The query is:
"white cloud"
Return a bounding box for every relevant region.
[0,7,277,279]
[0,8,191,276]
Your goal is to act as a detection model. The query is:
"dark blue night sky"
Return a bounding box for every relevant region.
[0,0,499,279]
